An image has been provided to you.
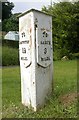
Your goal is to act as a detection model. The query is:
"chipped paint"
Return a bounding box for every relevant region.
[19,9,53,111]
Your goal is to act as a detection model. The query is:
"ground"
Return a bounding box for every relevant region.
[2,60,78,118]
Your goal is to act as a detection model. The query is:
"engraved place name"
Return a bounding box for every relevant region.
[21,57,28,60]
[41,41,51,45]
[41,57,51,61]
[19,40,29,44]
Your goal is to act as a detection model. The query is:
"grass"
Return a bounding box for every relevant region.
[0,67,2,119]
[2,60,77,118]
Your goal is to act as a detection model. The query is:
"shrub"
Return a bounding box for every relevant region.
[53,48,69,61]
[53,50,61,61]
[2,46,19,66]
[68,53,79,60]
[2,39,19,48]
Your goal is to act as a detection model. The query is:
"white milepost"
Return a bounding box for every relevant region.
[19,9,53,111]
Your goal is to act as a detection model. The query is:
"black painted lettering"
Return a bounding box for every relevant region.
[19,40,29,44]
[21,57,28,60]
[22,48,26,53]
[41,41,51,45]
[41,57,50,61]
[44,48,47,54]
[22,32,25,38]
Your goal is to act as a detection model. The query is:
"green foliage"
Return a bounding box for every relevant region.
[2,13,19,32]
[69,52,79,59]
[2,1,14,21]
[2,1,20,32]
[2,60,77,118]
[2,40,19,66]
[53,49,61,61]
[2,39,19,48]
[54,48,70,61]
[42,1,79,60]
[2,46,19,66]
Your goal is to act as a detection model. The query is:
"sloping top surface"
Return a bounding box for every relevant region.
[18,9,52,18]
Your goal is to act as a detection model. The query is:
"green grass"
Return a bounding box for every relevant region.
[0,68,2,119]
[2,60,77,118]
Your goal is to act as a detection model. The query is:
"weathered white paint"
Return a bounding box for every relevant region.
[19,9,53,111]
